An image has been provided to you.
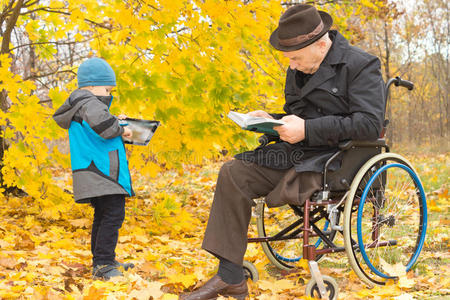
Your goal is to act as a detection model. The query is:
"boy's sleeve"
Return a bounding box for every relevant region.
[78,98,124,139]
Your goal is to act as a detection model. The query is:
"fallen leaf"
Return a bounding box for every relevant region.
[0,257,17,269]
[394,293,415,300]
[129,281,164,299]
[379,258,406,277]
[161,294,178,300]
[14,232,35,250]
[257,279,295,294]
[68,218,91,228]
[398,276,416,289]
[167,273,197,288]
[297,258,309,270]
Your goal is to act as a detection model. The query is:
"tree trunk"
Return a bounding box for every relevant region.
[0,0,26,194]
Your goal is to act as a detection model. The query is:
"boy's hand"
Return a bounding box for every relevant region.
[117,114,127,120]
[122,127,133,139]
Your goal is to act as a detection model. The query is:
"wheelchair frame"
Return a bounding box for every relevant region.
[245,77,427,300]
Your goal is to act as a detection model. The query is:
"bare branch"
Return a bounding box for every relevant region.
[20,6,67,15]
[9,39,90,52]
[23,0,39,8]
[23,69,76,81]
[281,0,338,6]
[0,0,18,33]
[38,98,52,104]
[20,7,113,30]
[242,50,279,82]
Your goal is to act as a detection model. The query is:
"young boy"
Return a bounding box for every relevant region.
[53,57,135,280]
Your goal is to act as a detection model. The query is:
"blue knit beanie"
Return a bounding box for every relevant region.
[77,57,116,88]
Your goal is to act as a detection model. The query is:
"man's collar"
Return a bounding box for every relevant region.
[323,30,349,65]
[293,31,348,96]
[290,30,348,83]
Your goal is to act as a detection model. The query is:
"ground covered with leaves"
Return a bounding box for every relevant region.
[0,153,448,299]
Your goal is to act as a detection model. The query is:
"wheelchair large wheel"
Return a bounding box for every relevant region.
[256,202,339,270]
[343,153,427,287]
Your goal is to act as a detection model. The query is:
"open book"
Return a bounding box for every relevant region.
[227,111,285,136]
[118,118,160,146]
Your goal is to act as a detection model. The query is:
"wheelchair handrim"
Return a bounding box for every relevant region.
[356,163,428,279]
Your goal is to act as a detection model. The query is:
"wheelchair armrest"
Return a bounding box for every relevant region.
[338,139,387,151]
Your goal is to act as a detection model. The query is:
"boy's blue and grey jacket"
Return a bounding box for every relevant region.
[53,89,134,203]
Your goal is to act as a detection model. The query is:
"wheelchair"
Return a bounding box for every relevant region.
[244,77,428,300]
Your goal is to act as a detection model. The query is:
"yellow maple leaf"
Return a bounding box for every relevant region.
[161,294,179,300]
[398,276,416,289]
[394,294,415,300]
[167,273,197,288]
[68,218,91,228]
[297,258,309,270]
[379,257,407,277]
[84,286,107,300]
[257,279,295,294]
[129,281,163,299]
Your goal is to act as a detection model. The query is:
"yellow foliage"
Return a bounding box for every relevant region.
[1,1,445,298]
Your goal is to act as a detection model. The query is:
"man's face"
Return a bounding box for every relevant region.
[283,42,324,74]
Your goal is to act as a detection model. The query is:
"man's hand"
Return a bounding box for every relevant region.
[117,114,127,120]
[247,110,274,119]
[274,115,305,144]
[122,127,133,139]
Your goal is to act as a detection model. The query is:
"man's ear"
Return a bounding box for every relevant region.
[317,39,327,50]
[316,38,330,54]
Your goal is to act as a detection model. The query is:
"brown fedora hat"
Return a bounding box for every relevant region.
[270,4,333,52]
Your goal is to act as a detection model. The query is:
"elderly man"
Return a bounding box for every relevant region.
[181,4,385,300]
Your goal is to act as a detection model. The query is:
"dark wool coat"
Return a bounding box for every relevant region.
[236,30,386,174]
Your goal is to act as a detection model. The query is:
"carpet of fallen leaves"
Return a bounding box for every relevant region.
[0,153,448,299]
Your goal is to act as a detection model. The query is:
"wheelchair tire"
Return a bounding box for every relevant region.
[256,202,339,270]
[343,153,427,287]
[305,275,338,300]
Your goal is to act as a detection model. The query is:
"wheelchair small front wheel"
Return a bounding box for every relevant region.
[243,260,259,282]
[343,153,427,287]
[305,275,338,300]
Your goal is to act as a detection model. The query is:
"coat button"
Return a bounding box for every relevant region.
[331,87,338,93]
[317,108,322,113]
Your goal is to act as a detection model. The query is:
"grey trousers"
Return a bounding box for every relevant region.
[201,159,322,265]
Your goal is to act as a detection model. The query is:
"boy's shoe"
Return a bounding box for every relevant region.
[92,264,123,280]
[114,260,135,271]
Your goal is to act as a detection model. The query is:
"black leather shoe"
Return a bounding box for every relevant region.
[180,274,248,300]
